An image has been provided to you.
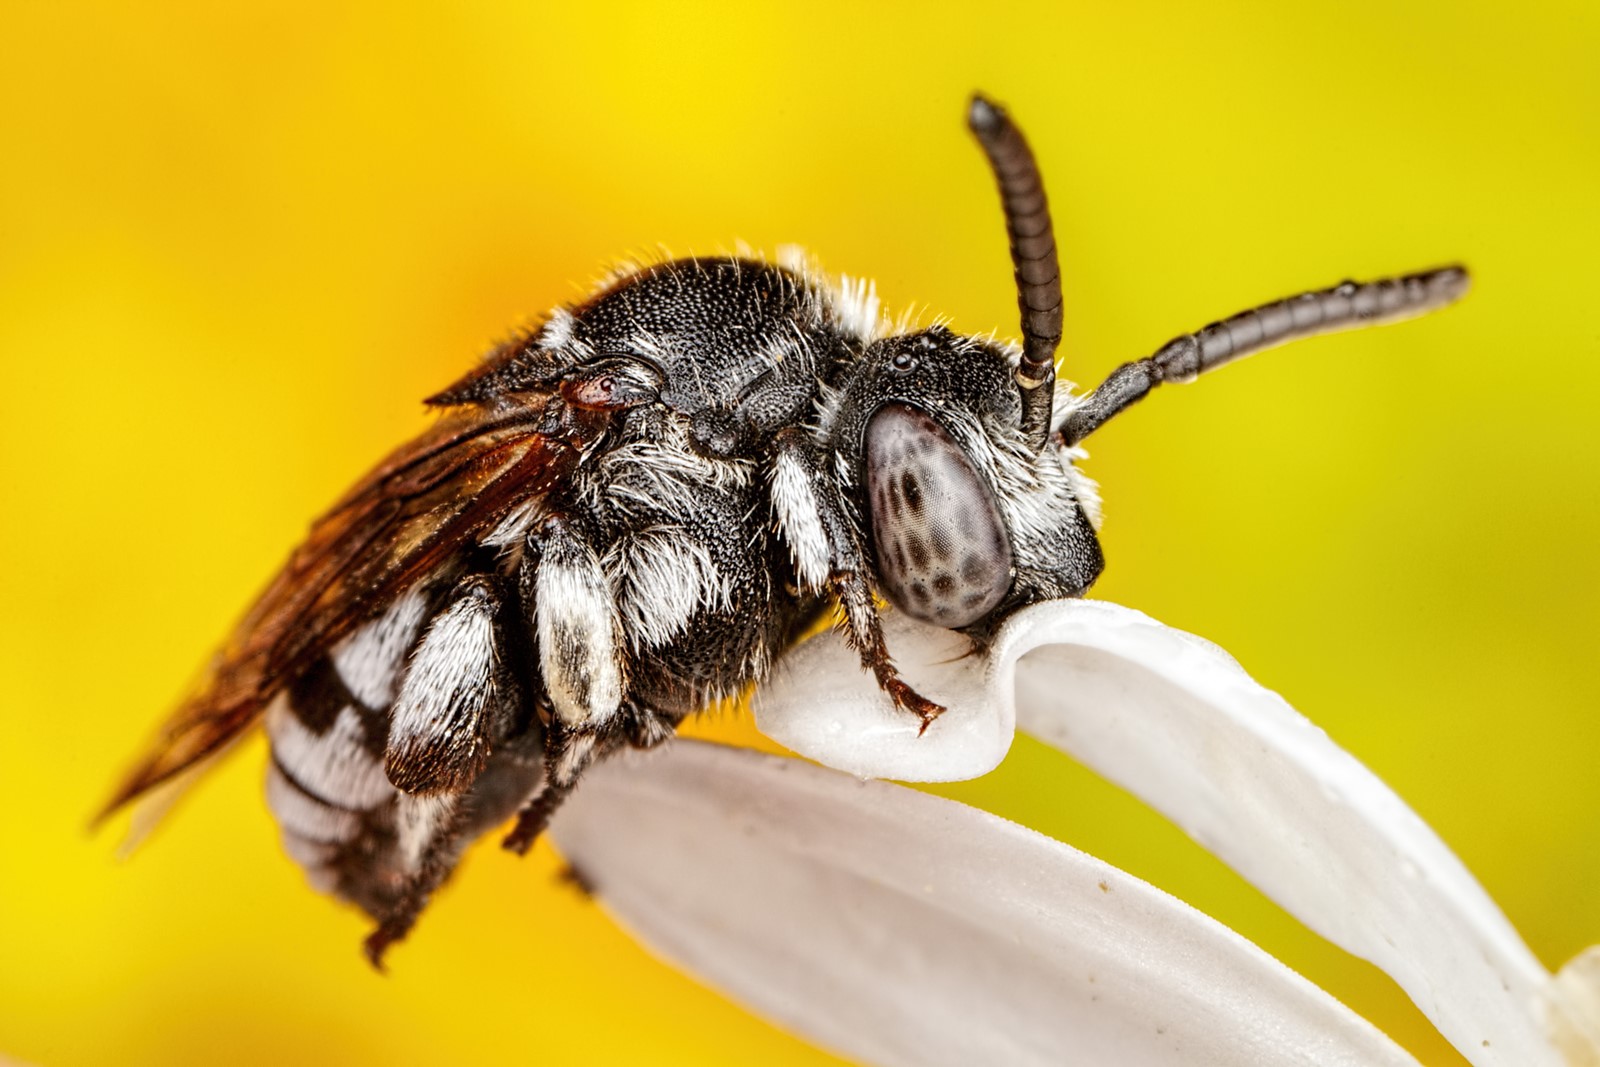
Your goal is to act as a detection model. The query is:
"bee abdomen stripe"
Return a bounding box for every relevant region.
[279,829,336,868]
[285,652,366,733]
[331,585,432,711]
[265,762,362,844]
[268,702,395,810]
[270,748,372,816]
[279,831,341,894]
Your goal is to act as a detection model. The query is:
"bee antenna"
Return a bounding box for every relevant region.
[1062,266,1472,445]
[968,93,1061,451]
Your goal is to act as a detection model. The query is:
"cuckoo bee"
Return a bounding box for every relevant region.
[101,94,1469,966]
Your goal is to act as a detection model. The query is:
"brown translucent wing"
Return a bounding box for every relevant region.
[99,410,577,820]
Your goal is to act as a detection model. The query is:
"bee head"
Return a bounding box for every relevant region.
[830,327,1103,636]
[824,93,1104,636]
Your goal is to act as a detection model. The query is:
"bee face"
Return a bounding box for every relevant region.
[825,326,1102,631]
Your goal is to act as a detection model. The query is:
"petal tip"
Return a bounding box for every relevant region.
[753,612,1014,782]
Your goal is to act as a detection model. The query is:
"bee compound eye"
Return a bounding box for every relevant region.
[864,403,1014,628]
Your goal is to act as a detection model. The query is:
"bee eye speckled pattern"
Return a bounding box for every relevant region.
[865,403,1014,628]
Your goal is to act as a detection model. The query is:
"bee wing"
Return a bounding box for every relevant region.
[99,411,576,821]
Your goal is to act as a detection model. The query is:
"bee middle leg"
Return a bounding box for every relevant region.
[500,718,598,856]
[500,700,676,856]
[500,513,635,855]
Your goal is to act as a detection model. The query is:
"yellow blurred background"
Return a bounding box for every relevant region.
[3,2,1597,1064]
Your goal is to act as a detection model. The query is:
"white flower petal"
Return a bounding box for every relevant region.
[755,599,1589,1065]
[552,739,1419,1067]
[1006,601,1565,1066]
[753,613,1011,781]
[1551,947,1600,1065]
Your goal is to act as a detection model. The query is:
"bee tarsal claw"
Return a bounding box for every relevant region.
[362,923,404,973]
[882,678,945,734]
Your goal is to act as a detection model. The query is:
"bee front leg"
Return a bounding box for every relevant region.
[501,715,608,855]
[770,430,944,729]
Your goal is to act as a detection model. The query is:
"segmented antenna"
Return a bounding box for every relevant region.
[968,94,1061,450]
[1062,266,1471,445]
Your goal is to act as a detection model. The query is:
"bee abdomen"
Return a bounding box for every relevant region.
[263,635,416,897]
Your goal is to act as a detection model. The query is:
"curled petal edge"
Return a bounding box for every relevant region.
[753,599,1599,1066]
